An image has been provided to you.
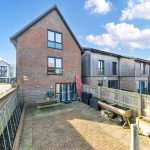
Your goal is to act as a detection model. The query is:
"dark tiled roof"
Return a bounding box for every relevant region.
[10,5,83,52]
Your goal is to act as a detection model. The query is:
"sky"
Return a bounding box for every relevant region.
[1,0,150,64]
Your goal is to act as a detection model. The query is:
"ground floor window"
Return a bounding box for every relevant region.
[55,83,76,102]
[136,80,148,94]
[108,80,118,89]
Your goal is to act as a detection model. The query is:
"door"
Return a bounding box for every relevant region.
[139,81,147,94]
[61,84,67,101]
[55,83,76,102]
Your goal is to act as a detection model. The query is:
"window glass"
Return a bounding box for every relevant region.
[47,57,63,75]
[55,94,61,102]
[55,83,76,101]
[56,58,62,68]
[48,58,54,67]
[48,31,54,41]
[56,84,60,93]
[98,60,104,74]
[56,33,62,43]
[48,41,55,48]
[56,43,62,49]
[100,61,103,68]
[56,69,63,74]
[112,62,117,75]
[48,30,62,49]
[98,61,100,68]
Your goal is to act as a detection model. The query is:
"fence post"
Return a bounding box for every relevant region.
[130,124,140,150]
[97,86,101,99]
[138,95,142,116]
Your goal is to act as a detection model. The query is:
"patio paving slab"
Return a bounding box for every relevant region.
[19,101,150,150]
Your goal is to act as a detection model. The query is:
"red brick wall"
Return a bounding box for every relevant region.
[16,10,81,104]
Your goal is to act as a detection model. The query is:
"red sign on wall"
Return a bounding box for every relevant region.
[22,76,28,81]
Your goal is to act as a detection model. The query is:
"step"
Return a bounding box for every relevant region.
[37,100,60,109]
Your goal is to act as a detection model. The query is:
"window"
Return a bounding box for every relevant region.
[55,83,76,102]
[112,62,117,75]
[47,57,63,75]
[98,60,104,75]
[98,80,103,86]
[140,63,145,75]
[48,30,62,49]
[0,66,7,77]
[108,80,118,89]
[137,80,147,94]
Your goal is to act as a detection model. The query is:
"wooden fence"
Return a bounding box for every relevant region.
[83,85,150,117]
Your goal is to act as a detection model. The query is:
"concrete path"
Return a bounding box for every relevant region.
[19,101,150,150]
[0,84,11,94]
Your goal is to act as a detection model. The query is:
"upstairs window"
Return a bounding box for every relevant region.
[48,30,62,49]
[47,57,63,75]
[112,62,117,75]
[140,63,145,75]
[98,60,104,75]
[0,66,7,77]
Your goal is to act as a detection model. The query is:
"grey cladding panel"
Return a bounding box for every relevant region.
[82,52,91,76]
[91,53,118,76]
[120,58,135,76]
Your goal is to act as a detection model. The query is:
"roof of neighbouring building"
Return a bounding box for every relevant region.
[83,47,150,64]
[0,59,10,66]
[10,5,83,52]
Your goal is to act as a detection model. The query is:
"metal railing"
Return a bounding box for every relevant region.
[0,90,22,150]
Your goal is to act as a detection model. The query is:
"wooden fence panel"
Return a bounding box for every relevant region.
[83,85,143,117]
[141,94,150,117]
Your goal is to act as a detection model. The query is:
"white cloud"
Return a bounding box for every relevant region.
[86,34,117,47]
[84,0,112,14]
[86,22,150,49]
[120,0,150,21]
[0,57,3,61]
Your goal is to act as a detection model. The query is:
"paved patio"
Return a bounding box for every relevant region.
[19,101,150,150]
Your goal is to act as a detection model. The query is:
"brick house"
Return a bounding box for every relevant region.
[10,5,82,104]
[82,47,150,94]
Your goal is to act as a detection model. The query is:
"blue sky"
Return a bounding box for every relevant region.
[1,0,150,64]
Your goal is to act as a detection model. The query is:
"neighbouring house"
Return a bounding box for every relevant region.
[10,5,82,104]
[0,59,16,83]
[119,57,149,94]
[82,48,150,94]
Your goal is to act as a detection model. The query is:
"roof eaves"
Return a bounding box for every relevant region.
[83,47,150,63]
[83,47,121,57]
[135,58,150,63]
[0,60,10,66]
